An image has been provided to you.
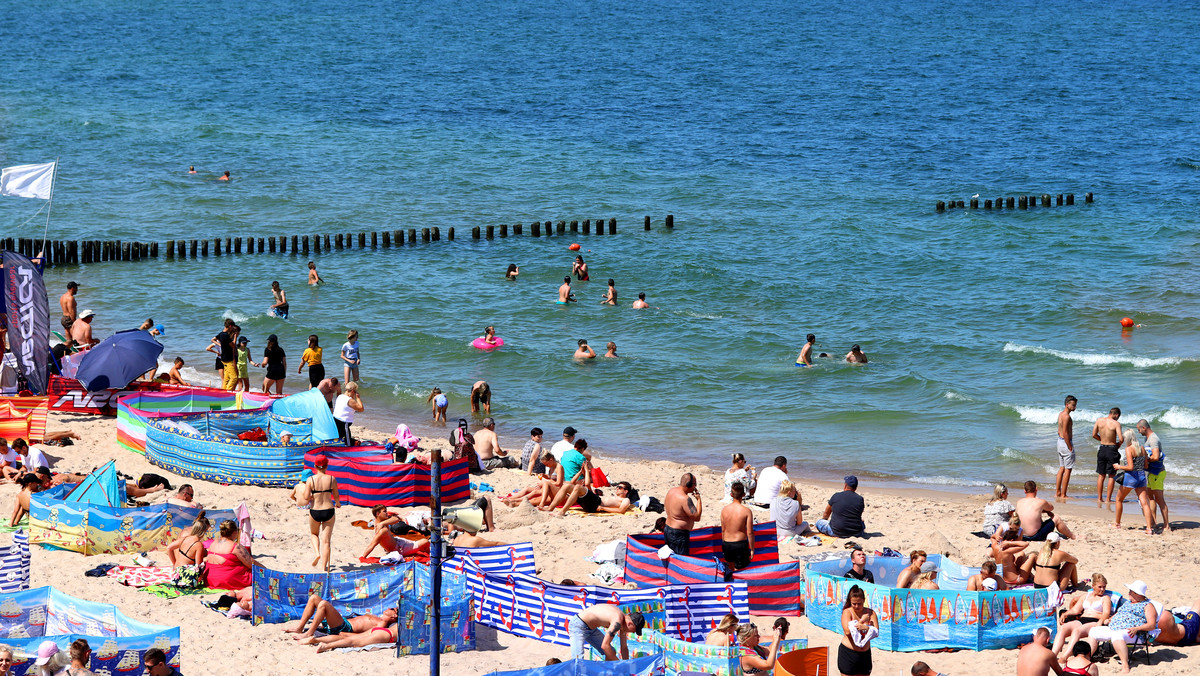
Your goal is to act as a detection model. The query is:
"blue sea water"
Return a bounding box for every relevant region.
[3,0,1199,502]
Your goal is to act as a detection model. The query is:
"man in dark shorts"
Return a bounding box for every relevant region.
[664,473,703,556]
[720,482,754,573]
[845,547,875,583]
[815,476,865,538]
[1091,407,1123,505]
[1157,598,1200,646]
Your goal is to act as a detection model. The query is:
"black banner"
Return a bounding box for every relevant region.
[2,251,49,394]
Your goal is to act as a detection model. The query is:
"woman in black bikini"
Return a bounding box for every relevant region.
[167,514,210,567]
[307,457,340,571]
[1022,533,1078,591]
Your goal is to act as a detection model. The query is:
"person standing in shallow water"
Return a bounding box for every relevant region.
[307,261,323,285]
[600,279,617,305]
[558,277,576,304]
[218,170,231,181]
[845,344,868,363]
[572,255,589,281]
[574,340,596,359]
[797,333,816,366]
[1056,395,1077,499]
[632,292,649,309]
[270,281,289,319]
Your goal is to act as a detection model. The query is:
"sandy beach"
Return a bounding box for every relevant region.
[3,411,1196,676]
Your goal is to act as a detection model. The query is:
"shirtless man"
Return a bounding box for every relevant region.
[58,282,78,332]
[288,598,397,649]
[166,485,202,510]
[1016,481,1074,541]
[475,418,517,469]
[568,603,645,661]
[360,506,430,559]
[663,473,703,556]
[307,261,323,285]
[631,292,649,309]
[720,482,755,572]
[1091,407,1123,505]
[69,310,98,348]
[797,333,816,366]
[966,560,1007,591]
[471,380,491,414]
[574,339,596,359]
[600,279,617,305]
[1055,396,1077,499]
[1016,627,1064,676]
[845,344,869,363]
[219,171,231,181]
[1155,598,1200,646]
[896,550,927,589]
[447,523,504,548]
[317,377,341,407]
[558,276,576,304]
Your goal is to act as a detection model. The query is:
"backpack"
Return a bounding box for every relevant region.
[452,428,482,473]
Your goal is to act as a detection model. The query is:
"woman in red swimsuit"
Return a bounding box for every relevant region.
[205,520,255,611]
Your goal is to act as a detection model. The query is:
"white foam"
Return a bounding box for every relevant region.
[1162,482,1200,495]
[221,309,263,323]
[998,447,1057,475]
[1002,342,1185,368]
[943,391,972,402]
[1006,404,1151,426]
[1166,461,1200,479]
[905,475,991,488]
[1159,406,1200,429]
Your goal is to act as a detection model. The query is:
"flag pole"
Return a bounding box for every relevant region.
[39,158,58,256]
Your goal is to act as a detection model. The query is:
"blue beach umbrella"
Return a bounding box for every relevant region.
[75,329,164,391]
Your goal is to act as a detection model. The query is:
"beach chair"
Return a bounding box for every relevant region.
[1093,595,1158,667]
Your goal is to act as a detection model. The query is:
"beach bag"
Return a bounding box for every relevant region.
[643,496,665,513]
[174,564,204,589]
[590,466,610,488]
[452,429,482,473]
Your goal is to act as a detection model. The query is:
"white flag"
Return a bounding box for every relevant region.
[0,162,56,199]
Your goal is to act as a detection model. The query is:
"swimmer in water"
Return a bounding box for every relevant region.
[845,344,869,363]
[558,277,576,304]
[797,333,816,366]
[188,165,197,174]
[270,281,289,318]
[218,170,231,181]
[572,255,589,281]
[427,387,448,423]
[480,326,498,347]
[505,264,519,280]
[574,339,596,360]
[603,341,618,358]
[631,292,649,309]
[308,261,323,285]
[600,279,617,305]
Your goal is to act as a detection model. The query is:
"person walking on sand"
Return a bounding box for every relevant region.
[1091,407,1123,506]
[839,585,878,676]
[572,255,589,281]
[270,281,289,319]
[720,482,755,573]
[1056,395,1078,499]
[58,281,78,332]
[664,473,703,556]
[305,457,339,571]
[1137,419,1170,532]
[341,330,360,383]
[427,387,448,423]
[558,276,576,304]
[845,344,869,363]
[632,292,649,309]
[307,261,323,285]
[600,279,617,305]
[797,333,816,367]
[574,339,596,359]
[298,335,324,389]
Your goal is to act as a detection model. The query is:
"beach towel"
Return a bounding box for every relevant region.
[0,517,28,534]
[142,584,223,599]
[395,424,419,452]
[106,565,177,587]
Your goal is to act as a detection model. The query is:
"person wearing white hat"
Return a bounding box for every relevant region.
[1022,532,1078,591]
[1086,580,1158,673]
[68,309,98,348]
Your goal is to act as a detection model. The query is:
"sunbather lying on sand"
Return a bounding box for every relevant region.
[286,593,398,652]
[361,505,430,559]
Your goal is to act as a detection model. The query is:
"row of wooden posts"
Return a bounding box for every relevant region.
[937,192,1093,212]
[0,215,676,267]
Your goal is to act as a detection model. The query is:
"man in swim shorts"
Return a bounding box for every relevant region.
[1056,395,1077,499]
[1138,418,1170,532]
[476,417,518,469]
[796,333,816,367]
[558,276,575,304]
[1091,407,1123,505]
[720,482,754,573]
[664,473,703,556]
[284,593,395,640]
[1016,481,1074,541]
[1156,598,1200,646]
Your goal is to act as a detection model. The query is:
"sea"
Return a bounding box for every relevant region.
[3,0,1199,508]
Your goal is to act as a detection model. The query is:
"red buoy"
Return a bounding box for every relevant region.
[1120,317,1134,328]
[569,243,581,251]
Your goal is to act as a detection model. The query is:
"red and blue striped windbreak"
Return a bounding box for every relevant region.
[733,561,803,616]
[625,521,782,588]
[304,447,470,507]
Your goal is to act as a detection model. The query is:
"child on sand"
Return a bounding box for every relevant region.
[167,358,188,385]
[236,337,252,391]
[427,387,448,423]
[307,261,323,285]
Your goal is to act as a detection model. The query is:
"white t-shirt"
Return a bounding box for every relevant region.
[24,447,50,471]
[0,449,17,466]
[332,394,355,423]
[753,466,788,505]
[550,439,574,461]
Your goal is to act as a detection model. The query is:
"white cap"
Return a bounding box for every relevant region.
[982,578,998,591]
[1046,532,1062,543]
[1126,580,1149,597]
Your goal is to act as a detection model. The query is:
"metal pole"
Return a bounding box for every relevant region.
[404,446,443,672]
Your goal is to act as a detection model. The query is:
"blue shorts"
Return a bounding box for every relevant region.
[568,614,607,658]
[1122,470,1147,489]
[1180,611,1200,645]
[1022,518,1056,541]
[319,617,353,635]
